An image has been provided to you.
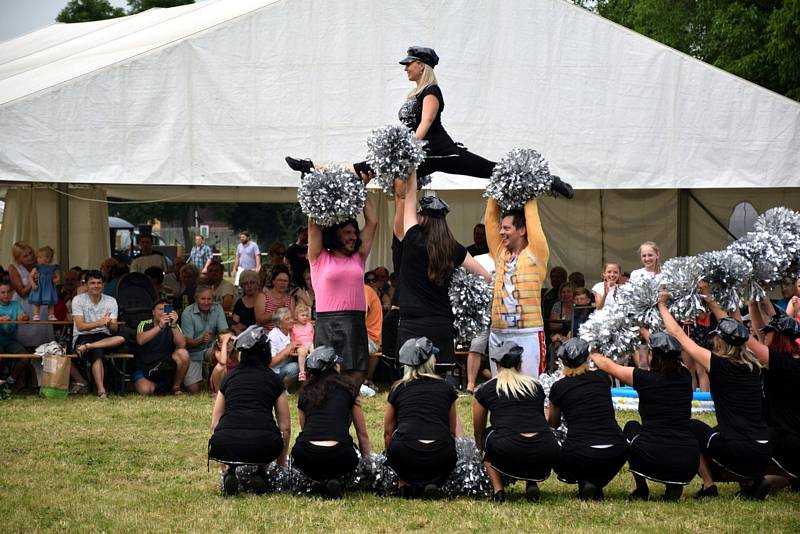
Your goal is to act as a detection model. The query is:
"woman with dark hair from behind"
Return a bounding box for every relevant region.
[290,346,370,498]
[548,338,628,501]
[592,331,699,501]
[659,290,771,500]
[473,341,560,502]
[209,325,291,496]
[397,170,490,374]
[384,337,458,498]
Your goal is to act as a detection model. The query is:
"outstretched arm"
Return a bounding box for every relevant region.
[658,292,711,372]
[591,352,634,386]
[402,171,419,237]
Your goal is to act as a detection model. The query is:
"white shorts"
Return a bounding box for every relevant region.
[184,360,203,386]
[489,327,545,378]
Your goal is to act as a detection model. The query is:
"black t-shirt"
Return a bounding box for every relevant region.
[764,350,800,438]
[286,243,309,286]
[390,236,403,307]
[633,367,693,435]
[709,353,768,440]
[398,85,458,157]
[388,377,457,441]
[466,243,489,257]
[233,298,256,328]
[474,377,549,433]
[134,319,177,372]
[297,383,356,443]
[216,365,285,433]
[549,371,623,445]
[398,225,467,319]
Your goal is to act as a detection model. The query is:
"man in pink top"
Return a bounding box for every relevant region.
[309,184,378,388]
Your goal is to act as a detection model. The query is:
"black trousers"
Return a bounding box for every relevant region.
[623,420,699,485]
[386,438,457,486]
[291,441,359,482]
[483,428,560,482]
[689,419,771,479]
[770,427,800,479]
[354,146,496,180]
[556,440,628,488]
[208,428,283,466]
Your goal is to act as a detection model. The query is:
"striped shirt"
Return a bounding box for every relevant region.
[189,244,213,269]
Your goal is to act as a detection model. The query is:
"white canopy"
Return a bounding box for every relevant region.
[1,0,799,189]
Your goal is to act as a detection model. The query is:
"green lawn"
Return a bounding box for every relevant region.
[1,392,798,533]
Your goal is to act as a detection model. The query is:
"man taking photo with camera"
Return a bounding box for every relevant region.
[133,299,189,396]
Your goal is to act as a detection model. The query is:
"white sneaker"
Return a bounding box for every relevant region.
[359,384,376,397]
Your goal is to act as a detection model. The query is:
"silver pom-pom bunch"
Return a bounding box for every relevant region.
[484,148,553,211]
[297,166,366,227]
[449,267,492,342]
[728,231,791,300]
[661,256,705,322]
[365,124,427,195]
[343,452,398,495]
[696,250,751,312]
[617,275,663,331]
[754,207,800,281]
[578,301,641,361]
[440,437,493,498]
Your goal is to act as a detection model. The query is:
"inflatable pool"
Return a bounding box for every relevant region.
[611,387,715,413]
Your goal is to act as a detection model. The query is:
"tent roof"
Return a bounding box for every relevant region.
[1,0,798,190]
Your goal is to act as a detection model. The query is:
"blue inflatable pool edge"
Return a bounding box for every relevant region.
[611,386,713,402]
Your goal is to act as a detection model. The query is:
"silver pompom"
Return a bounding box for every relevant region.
[661,256,705,322]
[483,148,553,210]
[728,231,791,300]
[366,124,427,195]
[754,207,800,281]
[578,301,641,361]
[449,267,493,342]
[617,275,663,331]
[440,437,492,498]
[343,452,398,495]
[697,250,751,312]
[297,166,367,227]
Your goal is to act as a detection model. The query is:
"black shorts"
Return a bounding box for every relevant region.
[73,332,119,364]
[291,440,359,482]
[624,421,699,485]
[314,311,369,372]
[770,428,800,479]
[208,428,283,466]
[386,438,457,487]
[483,428,560,482]
[398,315,455,367]
[689,420,771,479]
[556,439,628,487]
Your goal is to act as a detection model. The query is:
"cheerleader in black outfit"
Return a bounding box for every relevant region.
[592,332,699,501]
[384,337,458,498]
[209,326,291,496]
[548,338,628,501]
[290,346,371,498]
[285,47,574,198]
[746,302,800,493]
[473,341,560,502]
[659,293,772,500]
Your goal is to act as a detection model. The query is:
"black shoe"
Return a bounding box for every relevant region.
[594,486,605,501]
[578,481,597,501]
[250,469,268,495]
[694,484,718,499]
[222,468,239,497]
[550,175,574,199]
[748,477,771,501]
[423,483,440,499]
[400,485,413,499]
[790,478,800,492]
[628,488,649,501]
[492,490,505,503]
[285,156,314,174]
[663,484,683,502]
[525,481,541,502]
[325,479,343,499]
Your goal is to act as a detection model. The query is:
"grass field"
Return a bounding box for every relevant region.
[2,391,798,533]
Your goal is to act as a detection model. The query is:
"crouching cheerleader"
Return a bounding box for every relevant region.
[384,337,458,498]
[592,332,699,501]
[472,341,560,502]
[209,325,291,496]
[290,346,371,498]
[548,338,628,501]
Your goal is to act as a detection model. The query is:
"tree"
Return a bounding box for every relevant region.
[220,204,306,250]
[56,0,125,23]
[127,0,194,14]
[110,201,197,250]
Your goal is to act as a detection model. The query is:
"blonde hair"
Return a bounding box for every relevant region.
[562,362,589,377]
[713,337,761,372]
[638,241,661,274]
[391,356,440,391]
[11,241,33,264]
[496,366,538,399]
[36,246,54,262]
[238,269,259,286]
[294,302,310,319]
[602,263,620,279]
[407,62,439,99]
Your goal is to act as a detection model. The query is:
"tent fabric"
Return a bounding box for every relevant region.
[1,0,799,189]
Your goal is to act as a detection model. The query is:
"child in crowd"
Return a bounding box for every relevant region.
[30,246,60,321]
[592,263,621,310]
[292,303,314,381]
[630,241,661,281]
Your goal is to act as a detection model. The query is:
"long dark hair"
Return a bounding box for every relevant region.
[321,220,361,255]
[649,349,683,377]
[237,342,272,369]
[421,217,458,286]
[300,369,357,408]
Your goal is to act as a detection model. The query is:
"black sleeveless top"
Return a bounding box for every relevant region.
[398,85,459,157]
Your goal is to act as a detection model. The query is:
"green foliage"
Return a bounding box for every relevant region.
[221,203,306,250]
[56,0,125,23]
[127,0,194,15]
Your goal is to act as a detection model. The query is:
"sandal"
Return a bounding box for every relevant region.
[97,391,109,400]
[69,382,88,395]
[75,344,89,358]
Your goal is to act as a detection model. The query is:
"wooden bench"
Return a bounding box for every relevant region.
[0,353,134,395]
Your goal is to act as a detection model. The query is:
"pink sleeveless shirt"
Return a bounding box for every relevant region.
[311,249,366,312]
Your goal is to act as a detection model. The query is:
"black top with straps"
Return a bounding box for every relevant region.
[388,377,457,441]
[709,353,769,441]
[297,383,356,444]
[398,85,459,157]
[475,377,550,433]
[549,370,623,446]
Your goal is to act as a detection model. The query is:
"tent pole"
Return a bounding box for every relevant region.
[57,183,70,268]
[688,191,738,240]
[599,190,606,264]
[677,189,689,256]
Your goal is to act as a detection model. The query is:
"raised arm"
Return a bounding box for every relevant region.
[746,302,770,367]
[484,199,502,259]
[402,171,419,237]
[524,199,549,268]
[393,179,407,240]
[307,217,322,265]
[658,293,711,372]
[590,352,634,386]
[358,192,378,262]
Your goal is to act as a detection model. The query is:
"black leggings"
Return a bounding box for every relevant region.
[689,419,771,479]
[623,420,699,485]
[291,441,359,482]
[208,429,283,466]
[386,438,457,486]
[556,440,628,488]
[354,146,496,180]
[484,429,560,482]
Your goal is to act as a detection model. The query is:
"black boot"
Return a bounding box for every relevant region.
[222,466,239,497]
[285,156,315,175]
[748,477,771,501]
[550,175,574,199]
[663,483,683,502]
[525,481,541,502]
[694,484,719,499]
[492,490,506,503]
[578,480,597,501]
[325,479,344,499]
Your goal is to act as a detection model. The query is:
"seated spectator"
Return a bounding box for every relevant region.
[209,332,238,394]
[0,280,28,354]
[286,226,309,288]
[542,266,568,331]
[571,287,594,335]
[372,266,392,308]
[180,285,230,394]
[53,267,82,321]
[255,264,294,331]
[175,264,200,313]
[291,267,315,318]
[366,270,391,312]
[363,279,383,393]
[72,270,126,399]
[163,254,186,298]
[549,282,575,337]
[620,271,631,285]
[292,303,314,381]
[133,299,189,395]
[144,266,170,301]
[266,241,287,270]
[100,257,118,285]
[131,234,168,274]
[266,307,300,387]
[206,261,235,315]
[103,263,129,297]
[231,270,260,334]
[466,223,489,257]
[568,271,586,288]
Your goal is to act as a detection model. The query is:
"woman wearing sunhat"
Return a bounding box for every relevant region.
[548,338,628,501]
[659,294,771,500]
[290,346,371,498]
[384,337,458,498]
[592,331,699,501]
[209,325,292,496]
[472,341,560,502]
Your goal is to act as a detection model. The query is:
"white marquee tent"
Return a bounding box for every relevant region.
[1,0,799,276]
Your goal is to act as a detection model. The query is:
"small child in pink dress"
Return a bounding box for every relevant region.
[291,303,315,381]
